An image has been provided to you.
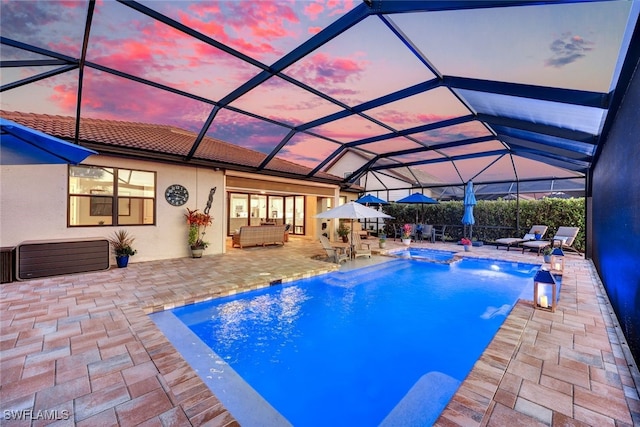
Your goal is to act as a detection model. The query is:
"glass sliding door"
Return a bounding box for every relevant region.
[229,192,304,235]
[250,194,267,226]
[285,196,295,232]
[269,196,284,225]
[229,193,249,233]
[294,195,305,234]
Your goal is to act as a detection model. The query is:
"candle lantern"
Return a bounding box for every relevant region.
[550,247,564,275]
[533,269,557,312]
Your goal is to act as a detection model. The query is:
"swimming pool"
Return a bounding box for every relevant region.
[152,257,539,426]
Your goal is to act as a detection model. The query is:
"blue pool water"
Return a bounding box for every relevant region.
[155,258,539,426]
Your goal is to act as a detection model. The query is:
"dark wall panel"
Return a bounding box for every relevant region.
[592,63,640,363]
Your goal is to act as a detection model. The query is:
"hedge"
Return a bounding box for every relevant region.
[381,198,585,252]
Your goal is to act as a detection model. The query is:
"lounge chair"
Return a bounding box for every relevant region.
[320,235,349,264]
[349,233,372,258]
[521,226,580,255]
[495,225,548,251]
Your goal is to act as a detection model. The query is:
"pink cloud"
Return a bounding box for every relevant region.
[74,71,211,131]
[305,2,325,20]
[279,135,339,168]
[291,52,368,86]
[326,0,356,16]
[50,83,78,111]
[176,10,227,40]
[186,2,221,18]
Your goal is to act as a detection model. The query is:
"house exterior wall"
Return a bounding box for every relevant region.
[0,155,225,265]
[592,63,640,363]
[325,151,366,186]
[1,156,346,271]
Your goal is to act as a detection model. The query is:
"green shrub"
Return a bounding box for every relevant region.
[382,198,585,252]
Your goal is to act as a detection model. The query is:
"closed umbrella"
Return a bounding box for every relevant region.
[315,202,393,256]
[462,181,477,239]
[396,192,438,223]
[1,118,97,165]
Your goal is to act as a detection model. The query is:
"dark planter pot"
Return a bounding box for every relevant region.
[116,255,129,268]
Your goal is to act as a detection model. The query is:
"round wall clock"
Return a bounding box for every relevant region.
[165,184,189,206]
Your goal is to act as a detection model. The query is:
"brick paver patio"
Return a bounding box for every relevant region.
[1,238,638,426]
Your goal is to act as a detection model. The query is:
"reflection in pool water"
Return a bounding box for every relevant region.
[155,257,539,426]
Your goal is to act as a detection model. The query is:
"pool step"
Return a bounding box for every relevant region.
[379,371,461,427]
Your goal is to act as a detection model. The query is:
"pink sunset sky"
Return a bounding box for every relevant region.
[0,0,635,185]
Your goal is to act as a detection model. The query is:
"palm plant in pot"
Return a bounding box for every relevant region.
[337,222,350,243]
[185,208,213,258]
[542,246,553,263]
[107,229,137,268]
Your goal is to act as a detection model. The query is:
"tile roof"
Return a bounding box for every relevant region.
[1,110,343,184]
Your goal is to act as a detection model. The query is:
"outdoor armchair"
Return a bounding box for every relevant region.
[349,233,372,258]
[433,225,447,243]
[320,235,349,264]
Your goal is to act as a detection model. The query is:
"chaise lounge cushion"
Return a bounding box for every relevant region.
[521,226,580,255]
[495,225,548,251]
[232,225,287,248]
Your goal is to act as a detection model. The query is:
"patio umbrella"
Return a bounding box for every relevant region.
[355,194,388,206]
[315,202,393,256]
[1,118,97,165]
[355,194,388,232]
[462,181,477,238]
[396,192,439,223]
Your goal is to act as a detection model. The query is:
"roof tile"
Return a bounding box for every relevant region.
[1,111,342,183]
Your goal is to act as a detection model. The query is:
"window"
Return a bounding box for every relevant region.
[228,192,304,235]
[69,166,156,226]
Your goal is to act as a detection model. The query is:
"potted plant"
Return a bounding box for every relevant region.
[461,237,472,251]
[379,235,387,249]
[533,229,542,240]
[107,229,137,268]
[185,208,213,258]
[337,222,350,243]
[542,246,553,263]
[401,224,412,246]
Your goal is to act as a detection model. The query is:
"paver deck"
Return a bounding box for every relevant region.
[1,237,638,426]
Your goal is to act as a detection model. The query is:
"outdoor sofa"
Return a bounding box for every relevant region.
[232,225,288,249]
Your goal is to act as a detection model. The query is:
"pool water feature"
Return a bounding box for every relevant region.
[152,258,539,426]
[387,247,458,263]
